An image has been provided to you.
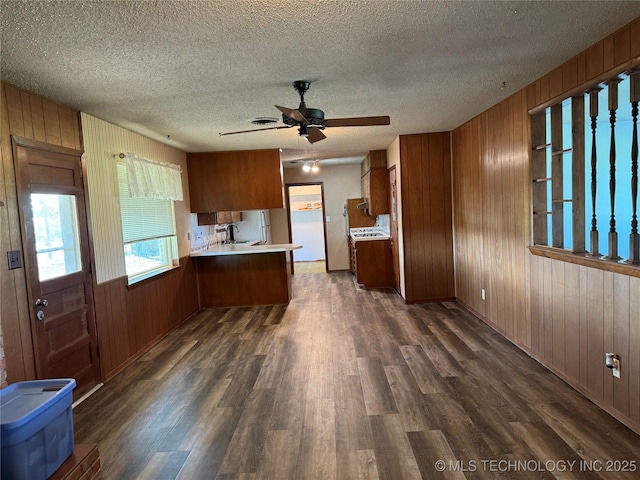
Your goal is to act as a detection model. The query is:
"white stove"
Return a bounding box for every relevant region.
[349,227,391,240]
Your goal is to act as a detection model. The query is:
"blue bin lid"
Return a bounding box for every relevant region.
[1,379,76,430]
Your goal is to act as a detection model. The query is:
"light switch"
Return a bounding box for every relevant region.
[7,250,22,270]
[326,215,331,222]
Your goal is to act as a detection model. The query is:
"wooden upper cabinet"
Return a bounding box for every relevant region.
[187,149,284,212]
[196,211,242,225]
[361,150,389,216]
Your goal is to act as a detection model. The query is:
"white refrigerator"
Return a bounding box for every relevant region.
[234,210,272,244]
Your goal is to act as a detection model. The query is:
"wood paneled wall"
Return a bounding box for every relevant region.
[452,91,531,346]
[93,257,198,380]
[399,132,454,303]
[1,84,200,387]
[451,17,640,432]
[1,82,82,384]
[530,256,640,427]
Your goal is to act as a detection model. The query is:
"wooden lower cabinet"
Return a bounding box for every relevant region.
[196,252,292,307]
[351,238,393,288]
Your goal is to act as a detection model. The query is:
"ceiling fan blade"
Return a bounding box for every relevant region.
[275,105,307,123]
[219,125,291,136]
[323,116,391,127]
[306,127,327,144]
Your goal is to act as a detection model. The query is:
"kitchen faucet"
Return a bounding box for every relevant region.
[226,223,239,243]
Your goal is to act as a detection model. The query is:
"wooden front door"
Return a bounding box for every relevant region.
[389,166,401,293]
[12,136,100,398]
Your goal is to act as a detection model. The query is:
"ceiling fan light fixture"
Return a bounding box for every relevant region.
[219,81,390,142]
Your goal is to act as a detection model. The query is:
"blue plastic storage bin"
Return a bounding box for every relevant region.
[1,379,76,480]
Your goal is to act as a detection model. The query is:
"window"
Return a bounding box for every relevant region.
[531,70,639,268]
[31,193,82,281]
[117,163,178,283]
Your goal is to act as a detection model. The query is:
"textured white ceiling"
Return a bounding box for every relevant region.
[2,1,640,164]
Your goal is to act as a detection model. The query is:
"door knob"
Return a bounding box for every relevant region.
[35,298,49,307]
[36,310,45,321]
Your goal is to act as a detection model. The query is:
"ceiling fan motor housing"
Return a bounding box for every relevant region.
[282,107,325,126]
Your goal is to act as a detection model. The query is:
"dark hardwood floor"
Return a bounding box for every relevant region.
[73,272,640,479]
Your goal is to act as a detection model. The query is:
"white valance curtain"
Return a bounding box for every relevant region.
[122,153,183,201]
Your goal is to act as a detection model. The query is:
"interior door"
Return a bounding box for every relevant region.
[12,136,100,399]
[389,166,400,292]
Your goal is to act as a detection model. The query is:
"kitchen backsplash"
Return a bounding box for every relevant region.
[190,214,227,251]
[376,214,391,234]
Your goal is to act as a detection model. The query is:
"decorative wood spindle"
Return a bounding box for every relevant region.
[572,95,586,253]
[531,113,549,245]
[605,78,621,261]
[629,71,640,264]
[588,87,602,256]
[551,104,564,248]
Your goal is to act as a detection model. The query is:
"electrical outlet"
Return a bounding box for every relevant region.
[605,353,621,378]
[481,288,486,300]
[7,250,22,270]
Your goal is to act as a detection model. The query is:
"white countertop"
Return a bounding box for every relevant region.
[191,243,302,257]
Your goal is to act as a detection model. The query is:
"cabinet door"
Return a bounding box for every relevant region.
[353,240,392,288]
[368,168,390,216]
[361,172,371,204]
[216,211,232,224]
[197,213,217,225]
[187,149,284,212]
[369,150,387,169]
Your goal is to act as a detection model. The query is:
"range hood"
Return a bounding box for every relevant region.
[356,200,369,210]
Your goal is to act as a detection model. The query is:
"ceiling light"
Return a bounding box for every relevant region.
[311,161,319,173]
[302,163,311,172]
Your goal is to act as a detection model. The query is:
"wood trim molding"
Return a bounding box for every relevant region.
[11,135,84,156]
[528,56,640,114]
[528,244,640,278]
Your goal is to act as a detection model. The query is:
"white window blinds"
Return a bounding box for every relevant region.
[117,163,176,243]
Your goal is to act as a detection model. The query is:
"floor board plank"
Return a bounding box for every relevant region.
[73,272,640,479]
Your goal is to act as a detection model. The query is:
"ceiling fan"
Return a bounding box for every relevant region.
[219,80,391,144]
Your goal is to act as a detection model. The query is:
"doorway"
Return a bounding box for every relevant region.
[12,136,100,399]
[286,183,328,273]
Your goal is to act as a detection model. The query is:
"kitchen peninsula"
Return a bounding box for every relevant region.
[191,243,302,307]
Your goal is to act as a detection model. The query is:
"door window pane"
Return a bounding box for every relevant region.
[31,194,82,281]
